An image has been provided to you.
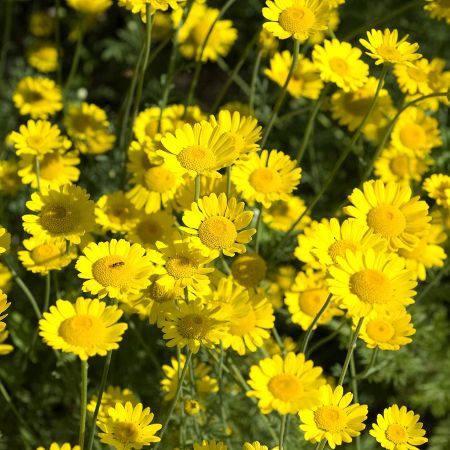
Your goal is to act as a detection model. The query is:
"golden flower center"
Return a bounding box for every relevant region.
[329,57,349,76]
[148,281,173,304]
[145,120,158,138]
[40,204,74,234]
[92,256,131,288]
[177,145,216,173]
[27,135,45,149]
[71,113,94,133]
[328,239,358,262]
[25,91,44,102]
[366,318,395,342]
[230,308,257,336]
[298,289,328,316]
[367,205,406,237]
[389,154,410,177]
[231,254,267,288]
[137,220,163,244]
[40,153,64,180]
[399,123,426,149]
[268,374,303,402]
[166,256,197,279]
[198,216,237,250]
[249,168,282,194]
[350,269,392,305]
[314,406,347,433]
[113,422,140,443]
[278,7,315,34]
[30,243,62,264]
[377,45,401,61]
[345,95,371,116]
[386,423,408,444]
[108,206,131,224]
[58,314,104,347]
[177,313,208,339]
[145,166,176,193]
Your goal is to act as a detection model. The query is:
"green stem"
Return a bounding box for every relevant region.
[254,203,264,254]
[43,272,51,312]
[349,355,361,450]
[296,85,330,164]
[360,91,449,182]
[55,0,62,86]
[277,105,310,124]
[218,344,231,447]
[416,259,450,303]
[65,17,85,90]
[79,359,88,450]
[315,441,327,450]
[300,294,332,355]
[34,156,41,192]
[307,320,346,357]
[353,348,379,380]
[249,49,263,114]
[260,39,300,150]
[226,166,232,198]
[155,350,193,448]
[211,31,259,113]
[185,0,237,108]
[86,351,113,450]
[338,318,364,386]
[272,326,285,355]
[279,414,288,450]
[0,0,13,80]
[194,175,201,202]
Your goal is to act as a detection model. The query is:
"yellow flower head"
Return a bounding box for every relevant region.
[394,58,432,95]
[0,228,11,255]
[358,309,415,351]
[313,39,369,92]
[0,160,21,195]
[265,52,324,99]
[29,11,55,38]
[161,299,228,353]
[13,76,63,119]
[37,444,80,450]
[0,263,13,294]
[233,149,302,208]
[424,0,450,24]
[182,193,256,257]
[119,0,181,22]
[262,0,331,41]
[10,120,71,157]
[97,402,162,449]
[231,254,267,289]
[243,442,270,450]
[423,173,450,206]
[76,239,158,300]
[18,237,77,275]
[327,249,417,318]
[23,184,95,245]
[184,399,201,416]
[359,29,421,66]
[299,384,368,449]
[247,351,325,414]
[27,42,58,73]
[0,329,13,356]
[344,180,431,252]
[263,195,311,232]
[193,441,228,450]
[67,0,112,15]
[0,290,11,332]
[160,121,237,178]
[39,297,128,360]
[370,405,428,450]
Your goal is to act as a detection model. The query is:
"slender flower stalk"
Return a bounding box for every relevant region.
[249,49,263,113]
[254,203,264,254]
[338,318,364,386]
[65,17,85,90]
[194,175,201,202]
[279,414,288,450]
[79,359,88,450]
[34,157,41,192]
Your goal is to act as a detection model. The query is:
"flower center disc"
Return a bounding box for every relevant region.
[377,45,401,62]
[26,135,45,149]
[386,423,408,444]
[177,313,208,339]
[328,239,359,262]
[314,405,347,433]
[145,166,176,193]
[350,269,392,305]
[198,216,237,250]
[40,153,64,180]
[329,57,349,76]
[114,421,140,442]
[389,155,411,177]
[279,7,315,34]
[249,168,282,194]
[298,289,328,316]
[166,256,196,279]
[399,123,426,149]
[177,145,216,173]
[231,254,267,288]
[367,205,406,237]
[366,318,395,342]
[137,220,163,244]
[30,243,62,264]
[268,374,303,402]
[71,113,93,133]
[58,314,104,347]
[92,255,130,288]
[40,204,74,234]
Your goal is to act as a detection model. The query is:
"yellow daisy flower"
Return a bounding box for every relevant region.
[424,0,450,24]
[230,254,267,289]
[284,268,342,331]
[232,150,302,208]
[23,184,96,245]
[10,120,71,157]
[132,106,172,142]
[265,52,324,99]
[343,180,431,252]
[390,107,442,156]
[161,353,218,401]
[0,160,21,195]
[13,76,63,119]
[266,264,297,310]
[243,442,270,450]
[39,297,128,360]
[18,149,80,189]
[76,239,158,300]
[97,402,162,450]
[0,291,11,332]
[27,42,58,73]
[159,121,236,178]
[370,405,428,450]
[423,173,450,206]
[193,441,227,450]
[173,2,238,62]
[308,6,340,45]
[87,385,139,421]
[64,102,116,155]
[0,263,13,294]
[209,110,262,158]
[394,58,432,95]
[67,0,112,14]
[247,351,325,415]
[263,195,311,232]
[359,29,421,66]
[36,444,80,450]
[327,249,417,318]
[299,384,368,449]
[160,299,228,353]
[0,228,11,255]
[29,11,55,38]
[18,237,77,275]
[119,0,181,22]
[0,329,14,356]
[295,220,323,270]
[181,193,256,257]
[357,309,415,351]
[259,28,279,57]
[312,39,369,92]
[262,0,330,41]
[165,104,207,130]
